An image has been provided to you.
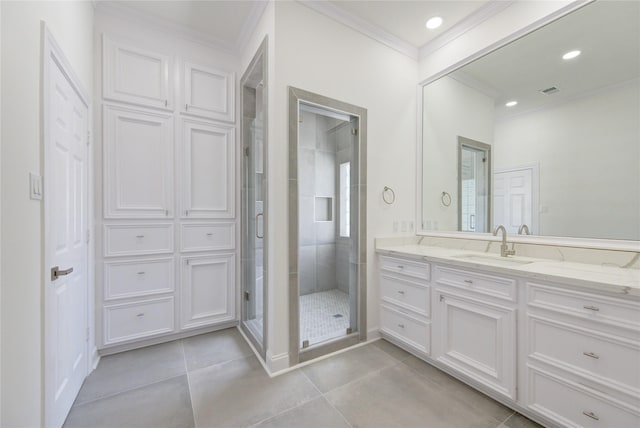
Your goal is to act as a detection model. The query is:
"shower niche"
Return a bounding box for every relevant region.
[289,87,367,363]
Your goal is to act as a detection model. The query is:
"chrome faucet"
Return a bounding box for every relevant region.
[493,225,516,257]
[517,224,531,235]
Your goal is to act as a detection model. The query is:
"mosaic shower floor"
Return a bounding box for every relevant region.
[299,289,350,347]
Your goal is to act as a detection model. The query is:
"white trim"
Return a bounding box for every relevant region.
[296,0,418,60]
[235,1,269,53]
[418,0,514,59]
[494,163,540,235]
[42,22,92,428]
[266,350,290,374]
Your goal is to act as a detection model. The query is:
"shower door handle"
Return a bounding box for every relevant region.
[256,213,264,239]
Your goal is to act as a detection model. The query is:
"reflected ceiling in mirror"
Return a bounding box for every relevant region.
[421,0,640,241]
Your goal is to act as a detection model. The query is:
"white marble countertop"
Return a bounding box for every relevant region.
[376,243,640,298]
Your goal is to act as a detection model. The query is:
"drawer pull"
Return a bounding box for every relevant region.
[583,351,600,359]
[583,305,600,312]
[397,265,404,269]
[464,279,473,284]
[137,271,145,275]
[135,235,145,238]
[206,232,213,236]
[397,290,405,295]
[136,313,145,317]
[397,324,405,328]
[582,411,599,421]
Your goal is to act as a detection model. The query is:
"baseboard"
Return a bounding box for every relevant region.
[367,327,381,340]
[266,350,290,374]
[91,346,100,371]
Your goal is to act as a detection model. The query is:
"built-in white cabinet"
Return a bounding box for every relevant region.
[103,37,173,110]
[180,119,235,218]
[97,35,238,349]
[181,254,235,330]
[377,253,640,428]
[103,105,174,219]
[182,62,235,122]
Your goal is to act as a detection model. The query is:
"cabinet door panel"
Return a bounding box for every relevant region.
[435,290,516,399]
[180,119,234,218]
[104,105,173,218]
[181,254,235,329]
[183,62,234,122]
[103,37,172,110]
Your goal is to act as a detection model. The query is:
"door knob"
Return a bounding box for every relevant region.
[51,266,74,281]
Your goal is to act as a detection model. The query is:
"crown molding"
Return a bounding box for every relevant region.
[236,0,269,53]
[419,0,514,60]
[449,69,502,100]
[95,1,238,55]
[297,0,419,60]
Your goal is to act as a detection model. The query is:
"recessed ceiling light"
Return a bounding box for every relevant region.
[425,16,443,30]
[562,50,581,60]
[505,101,518,107]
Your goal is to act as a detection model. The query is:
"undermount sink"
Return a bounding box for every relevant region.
[452,253,534,267]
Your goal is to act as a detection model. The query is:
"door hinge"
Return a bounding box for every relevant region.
[351,128,358,136]
[244,291,250,301]
[86,131,91,146]
[439,295,445,302]
[86,327,90,342]
[86,229,90,243]
[244,147,249,157]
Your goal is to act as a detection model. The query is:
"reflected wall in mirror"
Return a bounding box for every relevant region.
[421,0,640,241]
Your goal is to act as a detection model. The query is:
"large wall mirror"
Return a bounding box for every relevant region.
[420,0,639,242]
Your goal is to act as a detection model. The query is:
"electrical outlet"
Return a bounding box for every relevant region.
[409,221,414,232]
[401,221,407,232]
[29,173,43,200]
[393,221,399,233]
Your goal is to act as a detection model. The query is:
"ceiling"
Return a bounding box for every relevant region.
[448,0,640,118]
[100,0,495,55]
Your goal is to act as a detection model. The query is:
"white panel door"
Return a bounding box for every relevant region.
[180,119,235,218]
[103,37,172,110]
[493,168,533,234]
[183,62,235,122]
[45,48,89,428]
[435,291,516,400]
[181,254,235,329]
[104,105,173,219]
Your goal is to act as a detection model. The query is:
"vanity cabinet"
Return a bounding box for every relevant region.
[433,266,517,400]
[525,281,640,427]
[182,62,235,122]
[379,256,431,355]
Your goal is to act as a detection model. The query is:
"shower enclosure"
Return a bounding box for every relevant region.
[289,87,367,363]
[240,38,268,358]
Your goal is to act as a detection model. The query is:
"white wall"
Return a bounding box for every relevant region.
[0,2,94,426]
[494,79,640,240]
[270,1,418,361]
[422,76,495,232]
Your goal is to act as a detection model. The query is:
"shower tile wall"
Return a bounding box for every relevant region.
[299,112,350,296]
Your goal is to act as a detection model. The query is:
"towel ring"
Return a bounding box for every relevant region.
[441,191,451,207]
[383,186,396,205]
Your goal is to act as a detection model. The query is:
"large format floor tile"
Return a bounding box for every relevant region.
[183,328,253,372]
[326,363,508,428]
[499,413,543,428]
[301,344,398,393]
[189,355,320,427]
[251,396,351,428]
[371,338,412,362]
[75,340,186,405]
[64,375,194,428]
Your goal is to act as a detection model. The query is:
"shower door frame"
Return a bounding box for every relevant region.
[288,87,367,364]
[240,37,269,360]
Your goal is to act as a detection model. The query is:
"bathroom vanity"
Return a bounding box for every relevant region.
[376,241,640,428]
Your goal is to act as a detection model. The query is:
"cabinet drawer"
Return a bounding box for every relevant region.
[380,256,430,281]
[104,224,174,257]
[104,258,174,300]
[180,223,235,252]
[104,297,175,345]
[528,315,640,398]
[527,282,640,332]
[380,304,430,354]
[528,367,640,428]
[435,265,516,301]
[380,274,430,317]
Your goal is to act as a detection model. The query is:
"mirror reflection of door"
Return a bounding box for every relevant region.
[494,165,538,234]
[458,137,491,233]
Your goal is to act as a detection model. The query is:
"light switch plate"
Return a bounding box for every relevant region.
[29,173,43,200]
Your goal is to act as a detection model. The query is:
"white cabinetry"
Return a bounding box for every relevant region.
[379,256,431,355]
[433,266,517,400]
[103,37,173,110]
[525,281,640,427]
[98,35,237,349]
[182,62,235,122]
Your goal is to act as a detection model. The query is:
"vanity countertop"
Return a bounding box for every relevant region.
[376,243,640,298]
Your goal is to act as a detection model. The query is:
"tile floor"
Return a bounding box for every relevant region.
[64,328,543,428]
[299,289,350,347]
